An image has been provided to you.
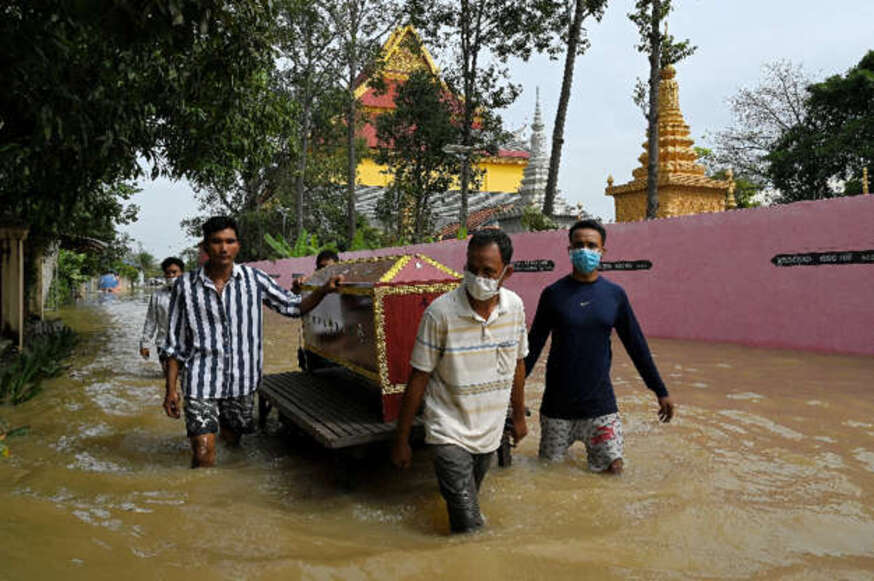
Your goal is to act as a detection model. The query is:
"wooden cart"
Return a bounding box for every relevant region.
[258,254,519,485]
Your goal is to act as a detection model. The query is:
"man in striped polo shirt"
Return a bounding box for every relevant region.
[392,229,529,533]
[162,216,342,468]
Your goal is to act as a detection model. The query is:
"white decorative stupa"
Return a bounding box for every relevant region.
[518,88,550,207]
[499,89,584,232]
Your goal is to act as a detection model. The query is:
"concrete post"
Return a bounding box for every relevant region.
[0,226,29,350]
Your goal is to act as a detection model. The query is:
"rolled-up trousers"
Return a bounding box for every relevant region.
[432,443,494,533]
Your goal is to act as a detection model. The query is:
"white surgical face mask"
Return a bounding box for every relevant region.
[463,266,507,301]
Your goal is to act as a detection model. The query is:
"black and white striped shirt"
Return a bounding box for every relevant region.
[161,264,301,399]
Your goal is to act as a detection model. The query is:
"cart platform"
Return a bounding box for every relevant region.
[259,368,423,449]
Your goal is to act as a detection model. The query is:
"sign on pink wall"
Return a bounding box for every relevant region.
[248,195,874,356]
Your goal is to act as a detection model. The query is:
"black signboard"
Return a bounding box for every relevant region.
[771,250,874,267]
[512,259,555,272]
[599,260,652,271]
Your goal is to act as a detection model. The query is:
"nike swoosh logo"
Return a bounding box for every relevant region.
[580,301,591,307]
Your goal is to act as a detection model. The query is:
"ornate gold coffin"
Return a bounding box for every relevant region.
[301,254,461,422]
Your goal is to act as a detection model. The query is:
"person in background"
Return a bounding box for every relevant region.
[98,270,120,294]
[139,257,184,374]
[161,216,343,468]
[525,219,674,474]
[392,229,528,534]
[291,249,339,294]
[294,249,340,369]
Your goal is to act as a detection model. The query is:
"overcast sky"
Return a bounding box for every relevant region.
[124,0,874,259]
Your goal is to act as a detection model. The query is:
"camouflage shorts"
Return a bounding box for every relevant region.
[539,412,623,472]
[184,393,256,437]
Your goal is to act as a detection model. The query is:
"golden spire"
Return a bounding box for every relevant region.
[630,64,707,182]
[606,64,732,222]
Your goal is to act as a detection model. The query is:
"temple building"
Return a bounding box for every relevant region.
[606,65,734,222]
[354,25,529,192]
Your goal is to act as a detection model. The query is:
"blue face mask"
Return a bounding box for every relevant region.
[570,248,601,274]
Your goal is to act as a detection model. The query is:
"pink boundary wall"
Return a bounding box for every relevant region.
[247,195,874,356]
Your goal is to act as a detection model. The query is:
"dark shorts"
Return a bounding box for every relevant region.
[184,393,256,438]
[432,444,494,533]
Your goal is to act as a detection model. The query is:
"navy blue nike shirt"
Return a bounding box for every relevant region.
[524,275,668,420]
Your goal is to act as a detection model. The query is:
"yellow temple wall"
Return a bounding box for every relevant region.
[357,157,526,193]
[479,161,525,193]
[357,158,392,188]
[612,189,727,222]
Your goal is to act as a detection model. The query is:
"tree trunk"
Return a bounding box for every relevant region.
[544,0,587,218]
[345,69,357,243]
[295,90,311,239]
[457,1,473,237]
[645,0,662,220]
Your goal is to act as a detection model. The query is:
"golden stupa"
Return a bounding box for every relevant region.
[606,65,734,222]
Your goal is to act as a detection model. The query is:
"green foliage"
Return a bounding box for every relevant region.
[410,0,559,225]
[0,420,30,459]
[1,1,294,239]
[348,218,382,251]
[375,69,462,242]
[767,51,874,203]
[263,230,340,259]
[0,325,76,406]
[694,147,761,208]
[132,250,159,278]
[48,249,90,307]
[179,245,203,271]
[520,204,558,231]
[628,1,697,69]
[264,233,296,258]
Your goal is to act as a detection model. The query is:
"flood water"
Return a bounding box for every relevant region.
[2,293,873,580]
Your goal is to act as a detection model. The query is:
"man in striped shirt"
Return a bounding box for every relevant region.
[391,229,529,533]
[161,216,342,468]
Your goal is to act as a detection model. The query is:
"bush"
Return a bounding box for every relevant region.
[0,324,77,406]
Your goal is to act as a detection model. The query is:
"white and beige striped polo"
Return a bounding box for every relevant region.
[410,285,528,454]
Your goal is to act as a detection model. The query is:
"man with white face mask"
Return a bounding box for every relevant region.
[140,257,185,374]
[525,219,674,474]
[392,229,529,534]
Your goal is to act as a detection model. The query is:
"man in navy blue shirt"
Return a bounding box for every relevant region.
[525,219,674,474]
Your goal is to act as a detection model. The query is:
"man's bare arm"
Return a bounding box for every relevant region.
[163,357,182,419]
[510,358,528,444]
[298,275,345,315]
[391,368,430,469]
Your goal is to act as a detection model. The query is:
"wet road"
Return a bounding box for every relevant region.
[1,294,873,580]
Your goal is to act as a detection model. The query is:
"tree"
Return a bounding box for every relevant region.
[277,0,343,239]
[694,147,760,208]
[767,51,874,202]
[708,60,810,194]
[375,69,462,242]
[411,0,561,233]
[132,249,158,279]
[327,0,402,244]
[542,0,608,218]
[628,0,696,219]
[0,1,294,241]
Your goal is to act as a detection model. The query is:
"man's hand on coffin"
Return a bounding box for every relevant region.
[291,276,306,295]
[298,275,346,315]
[323,274,344,292]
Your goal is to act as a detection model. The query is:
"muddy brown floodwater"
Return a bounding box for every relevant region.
[2,294,873,580]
